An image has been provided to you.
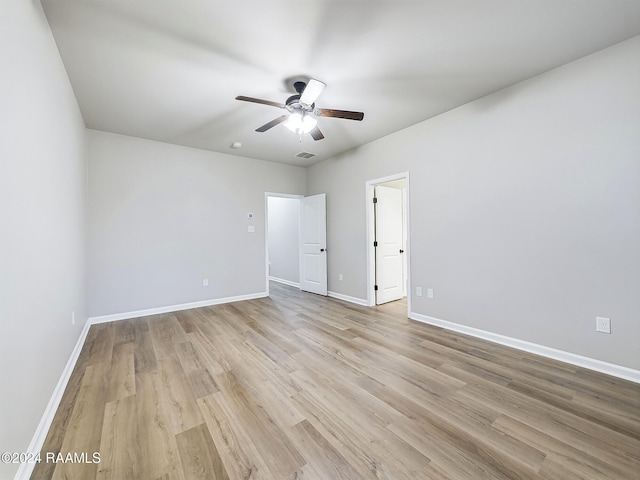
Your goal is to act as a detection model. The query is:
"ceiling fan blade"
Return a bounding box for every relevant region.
[310,126,325,141]
[256,115,288,132]
[299,79,326,106]
[316,108,364,121]
[236,96,286,109]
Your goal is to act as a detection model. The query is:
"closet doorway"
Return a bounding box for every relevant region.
[366,173,410,309]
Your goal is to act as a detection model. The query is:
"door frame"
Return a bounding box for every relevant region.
[365,172,411,315]
[264,192,304,297]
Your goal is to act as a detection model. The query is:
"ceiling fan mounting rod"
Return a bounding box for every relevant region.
[293,81,307,95]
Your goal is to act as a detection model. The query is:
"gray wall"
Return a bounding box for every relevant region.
[87,130,306,317]
[267,196,300,285]
[1,16,637,479]
[307,37,640,370]
[0,2,87,477]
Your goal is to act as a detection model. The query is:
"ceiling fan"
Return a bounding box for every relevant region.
[236,79,364,141]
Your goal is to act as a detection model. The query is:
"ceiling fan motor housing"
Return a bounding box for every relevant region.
[285,94,314,114]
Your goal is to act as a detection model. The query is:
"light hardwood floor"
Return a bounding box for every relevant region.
[32,282,640,479]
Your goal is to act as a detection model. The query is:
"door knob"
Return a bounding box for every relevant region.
[399,249,404,254]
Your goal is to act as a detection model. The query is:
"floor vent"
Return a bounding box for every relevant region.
[295,151,316,159]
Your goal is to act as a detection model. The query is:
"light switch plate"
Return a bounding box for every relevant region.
[248,225,255,233]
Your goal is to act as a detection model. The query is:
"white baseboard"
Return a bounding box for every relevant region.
[14,321,92,480]
[88,291,268,324]
[410,311,640,384]
[328,291,369,306]
[268,276,300,288]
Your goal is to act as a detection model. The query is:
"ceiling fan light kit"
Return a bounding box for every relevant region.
[236,78,364,141]
[284,112,317,135]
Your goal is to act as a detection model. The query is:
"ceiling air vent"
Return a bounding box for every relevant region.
[296,152,316,159]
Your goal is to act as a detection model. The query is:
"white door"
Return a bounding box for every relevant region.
[299,193,327,295]
[375,186,404,304]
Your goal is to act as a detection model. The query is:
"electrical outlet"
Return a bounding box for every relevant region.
[427,288,434,299]
[338,274,343,281]
[71,311,75,326]
[416,287,423,297]
[595,317,611,334]
[203,278,209,287]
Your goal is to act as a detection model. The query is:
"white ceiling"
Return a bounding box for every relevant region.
[41,0,640,167]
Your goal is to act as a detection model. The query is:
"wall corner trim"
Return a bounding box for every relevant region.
[328,291,369,306]
[409,311,640,384]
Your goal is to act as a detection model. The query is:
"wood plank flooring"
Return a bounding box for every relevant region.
[32,282,640,479]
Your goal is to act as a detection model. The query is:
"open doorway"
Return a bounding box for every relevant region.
[265,193,303,296]
[265,192,328,297]
[366,173,410,311]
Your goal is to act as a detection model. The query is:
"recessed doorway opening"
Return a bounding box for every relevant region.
[265,192,328,297]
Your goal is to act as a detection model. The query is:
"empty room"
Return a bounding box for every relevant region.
[2,1,639,479]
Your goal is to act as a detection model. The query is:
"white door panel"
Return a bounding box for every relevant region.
[299,194,327,295]
[375,186,404,304]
